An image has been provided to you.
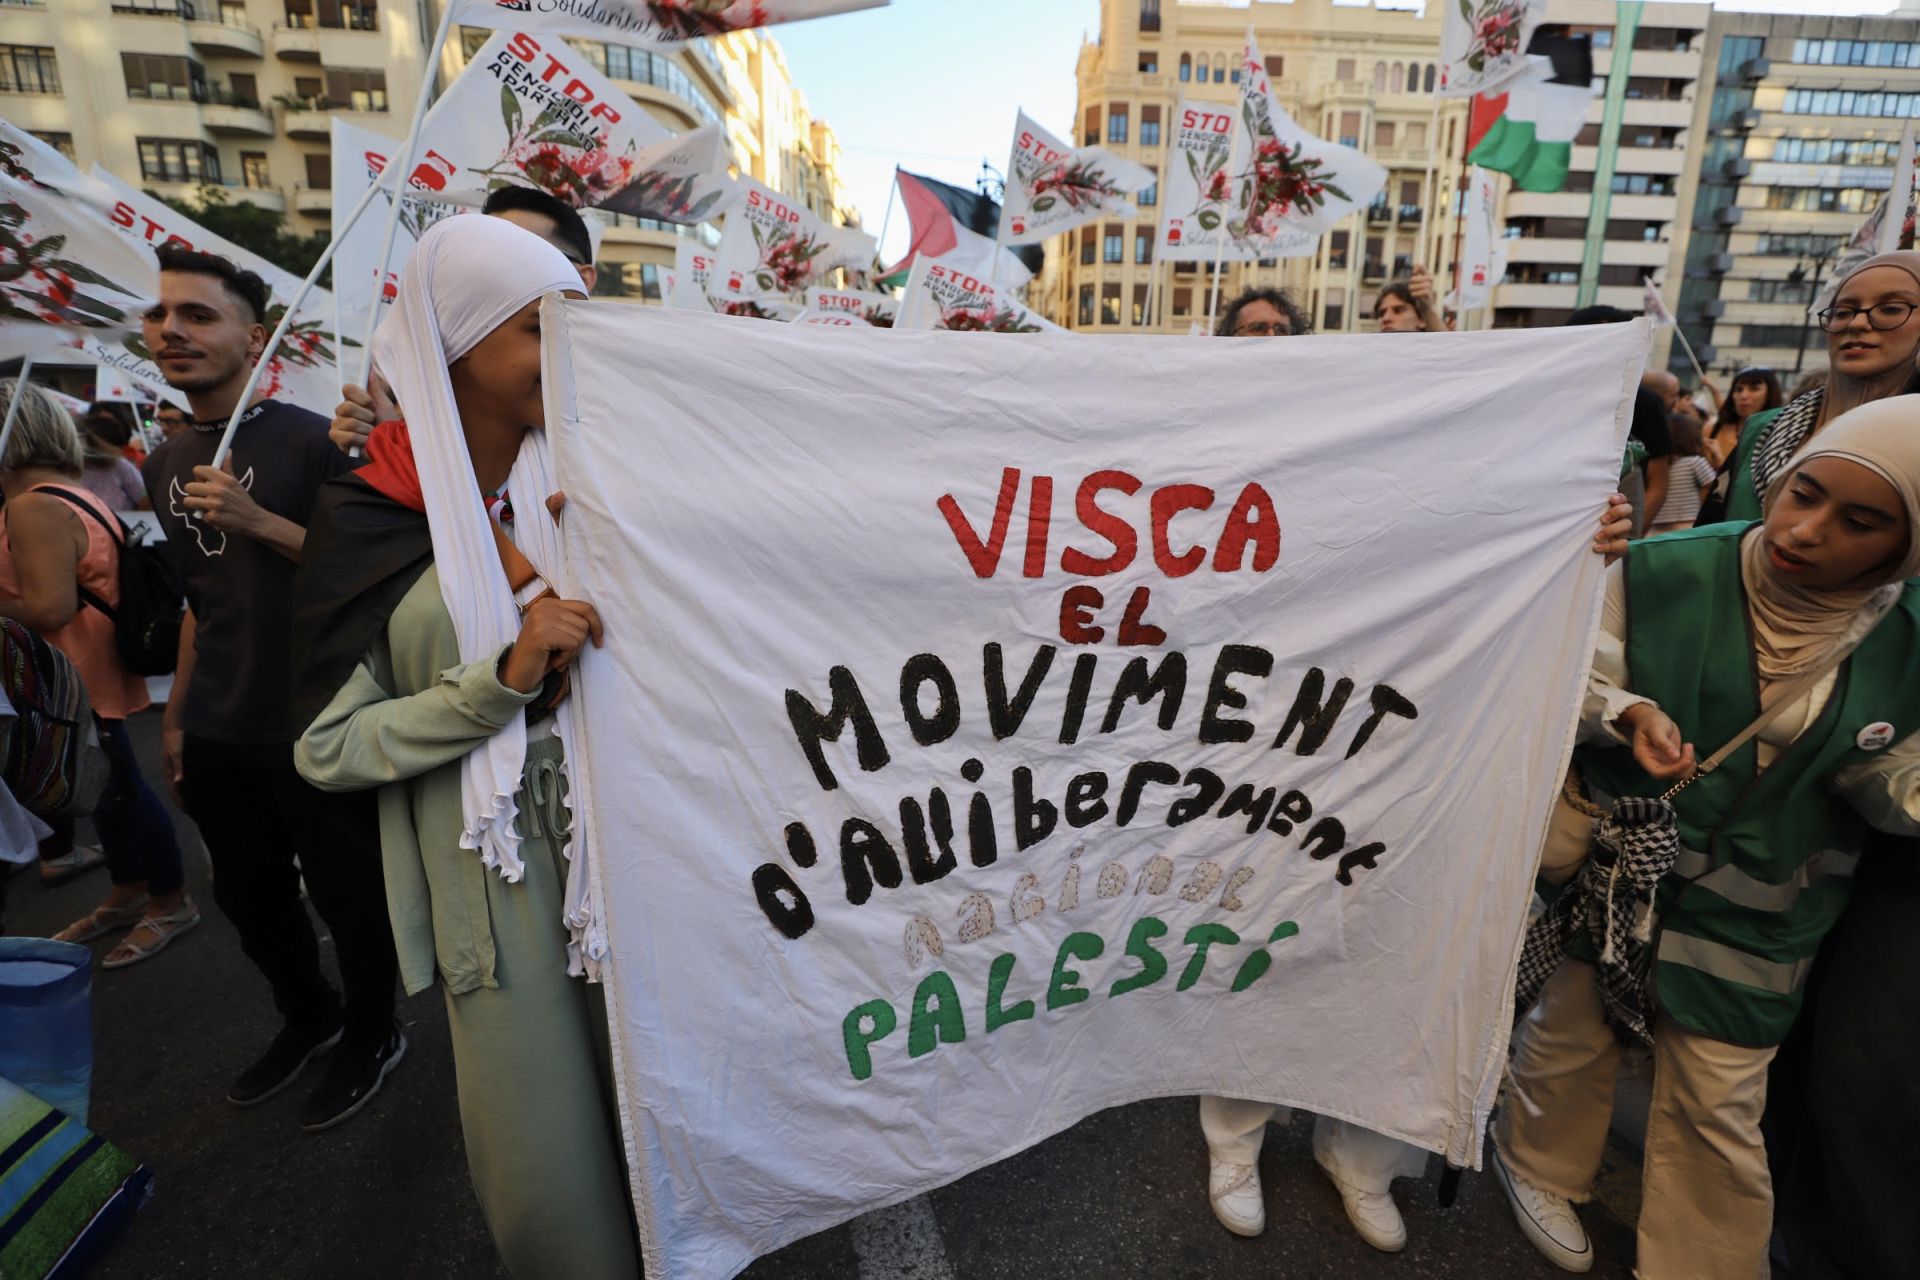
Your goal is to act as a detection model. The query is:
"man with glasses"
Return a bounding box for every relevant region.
[1214,287,1311,337]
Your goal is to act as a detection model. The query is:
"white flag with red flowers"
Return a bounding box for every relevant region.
[799,288,897,328]
[0,172,155,346]
[895,253,1064,333]
[330,119,472,333]
[1157,99,1258,264]
[1438,0,1547,98]
[1228,32,1385,259]
[706,177,875,311]
[998,110,1154,248]
[445,0,886,46]
[415,32,735,225]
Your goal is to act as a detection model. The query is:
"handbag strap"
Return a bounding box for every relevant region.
[1662,643,1855,800]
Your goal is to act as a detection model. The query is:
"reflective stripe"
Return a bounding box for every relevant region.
[1670,845,1860,912]
[1657,932,1813,995]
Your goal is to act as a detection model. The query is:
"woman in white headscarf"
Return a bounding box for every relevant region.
[291,216,635,1278]
[1489,396,1920,1279]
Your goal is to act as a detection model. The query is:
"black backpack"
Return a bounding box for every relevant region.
[38,487,186,677]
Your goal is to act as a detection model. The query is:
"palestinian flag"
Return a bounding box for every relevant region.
[1467,33,1592,193]
[878,169,1041,287]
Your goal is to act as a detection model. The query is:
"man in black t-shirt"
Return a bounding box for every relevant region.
[140,245,401,1132]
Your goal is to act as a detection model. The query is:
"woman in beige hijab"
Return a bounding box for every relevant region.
[1490,396,1920,1279]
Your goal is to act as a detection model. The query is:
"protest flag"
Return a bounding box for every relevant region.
[998,110,1154,247]
[706,177,875,312]
[444,0,886,47]
[798,288,897,327]
[895,251,1062,332]
[1456,166,1499,312]
[878,169,1038,287]
[1437,0,1547,98]
[1466,35,1593,194]
[1877,121,1915,256]
[1156,100,1258,264]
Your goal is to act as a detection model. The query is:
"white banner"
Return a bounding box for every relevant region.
[331,119,470,334]
[446,0,885,46]
[543,301,1644,1279]
[1457,166,1498,312]
[0,172,154,337]
[895,254,1062,333]
[1229,33,1385,259]
[419,32,734,224]
[706,177,875,309]
[1437,0,1547,98]
[798,288,897,327]
[1158,100,1257,264]
[998,110,1154,248]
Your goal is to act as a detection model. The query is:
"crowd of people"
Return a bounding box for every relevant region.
[1,183,1915,1280]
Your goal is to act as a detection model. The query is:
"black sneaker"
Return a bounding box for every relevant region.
[300,1025,407,1133]
[227,1021,343,1107]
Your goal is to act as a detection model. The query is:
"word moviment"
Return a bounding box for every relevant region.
[750,642,1418,940]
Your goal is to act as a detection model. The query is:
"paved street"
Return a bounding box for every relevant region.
[10,711,1650,1279]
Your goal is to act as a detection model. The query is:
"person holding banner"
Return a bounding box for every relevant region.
[1372,268,1444,334]
[138,244,404,1130]
[1493,396,1920,1278]
[1714,253,1920,525]
[290,216,635,1278]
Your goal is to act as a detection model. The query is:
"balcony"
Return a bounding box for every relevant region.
[147,180,284,213]
[1361,259,1386,279]
[280,100,330,138]
[1716,206,1744,227]
[202,92,272,136]
[1366,200,1390,222]
[185,14,263,57]
[271,23,319,60]
[1735,109,1761,131]
[1506,190,1592,219]
[1721,156,1751,180]
[1702,298,1727,318]
[1710,251,1735,273]
[1395,203,1420,222]
[293,185,331,215]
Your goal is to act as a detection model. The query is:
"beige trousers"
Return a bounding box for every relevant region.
[1495,960,1775,1280]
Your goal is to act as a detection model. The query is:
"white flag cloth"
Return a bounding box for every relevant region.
[1642,278,1675,330]
[541,300,1645,1279]
[668,241,722,312]
[1876,122,1915,256]
[0,172,156,339]
[706,177,875,310]
[445,0,885,46]
[998,110,1155,247]
[87,169,348,413]
[1158,100,1258,264]
[1437,0,1547,98]
[1458,166,1499,311]
[895,253,1062,332]
[331,119,471,333]
[798,288,897,327]
[417,32,736,224]
[1812,197,1894,318]
[0,120,99,200]
[93,361,142,403]
[1229,33,1385,258]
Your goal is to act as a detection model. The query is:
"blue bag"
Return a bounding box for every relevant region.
[0,939,92,1125]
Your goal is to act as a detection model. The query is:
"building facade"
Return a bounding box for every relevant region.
[1672,6,1920,386]
[0,0,858,305]
[1042,0,1471,335]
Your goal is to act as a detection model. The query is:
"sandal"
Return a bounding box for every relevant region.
[52,896,151,944]
[102,898,201,970]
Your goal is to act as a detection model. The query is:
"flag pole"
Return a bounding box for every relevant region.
[876,168,900,270]
[1204,234,1228,332]
[1669,316,1709,387]
[0,357,37,464]
[352,0,458,385]
[1414,94,1443,274]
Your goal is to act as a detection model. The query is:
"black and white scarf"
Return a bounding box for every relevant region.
[1515,796,1682,1048]
[1750,389,1826,500]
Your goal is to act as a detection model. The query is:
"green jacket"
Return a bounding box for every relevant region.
[1720,404,1785,524]
[1578,525,1920,1046]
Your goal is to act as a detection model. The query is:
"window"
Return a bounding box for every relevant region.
[1765,186,1877,213]
[122,53,204,101]
[1230,67,1240,85]
[1374,121,1394,149]
[1719,34,1764,74]
[1783,89,1920,119]
[1397,178,1420,206]
[1100,283,1121,325]
[1337,58,1355,82]
[293,75,322,99]
[1078,285,1095,327]
[1138,53,1157,74]
[225,72,258,106]
[1108,105,1128,144]
[1592,29,1613,49]
[291,0,378,27]
[1391,62,1404,93]
[1139,0,1159,33]
[1139,170,1157,206]
[1740,324,1816,349]
[28,131,72,159]
[1406,122,1426,149]
[304,152,330,188]
[240,151,269,188]
[1793,38,1920,69]
[325,67,388,111]
[1209,54,1225,85]
[1080,228,1096,265]
[1754,232,1847,257]
[1423,64,1436,92]
[1179,53,1191,83]
[1132,283,1148,326]
[137,137,219,183]
[1373,62,1387,92]
[1266,56,1284,78]
[1768,137,1900,166]
[587,43,724,126]
[112,0,186,13]
[1609,173,1673,195]
[1329,229,1349,269]
[1750,278,1813,304]
[1325,286,1345,331]
[1134,228,1152,264]
[0,43,57,90]
[1103,224,1123,263]
[1084,105,1099,146]
[1338,110,1360,149]
[1172,286,1192,317]
[1140,105,1160,147]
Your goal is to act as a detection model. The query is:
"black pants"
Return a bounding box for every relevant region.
[180,735,396,1048]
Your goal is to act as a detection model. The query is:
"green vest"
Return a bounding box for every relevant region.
[1577,524,1920,1046]
[1721,405,1784,524]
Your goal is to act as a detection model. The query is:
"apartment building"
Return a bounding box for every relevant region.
[1491,0,1708,343]
[1672,6,1920,385]
[1041,0,1470,335]
[0,0,858,305]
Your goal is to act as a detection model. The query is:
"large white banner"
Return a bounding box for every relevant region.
[1438,0,1547,97]
[447,0,885,45]
[706,177,874,310]
[998,110,1154,247]
[543,302,1643,1279]
[1158,99,1258,264]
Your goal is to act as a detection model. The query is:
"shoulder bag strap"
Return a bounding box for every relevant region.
[1663,642,1855,801]
[29,486,123,621]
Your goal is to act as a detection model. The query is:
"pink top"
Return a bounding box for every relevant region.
[0,485,150,720]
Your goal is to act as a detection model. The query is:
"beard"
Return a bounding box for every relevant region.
[158,349,249,395]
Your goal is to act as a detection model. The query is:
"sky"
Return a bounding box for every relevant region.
[772,0,1900,265]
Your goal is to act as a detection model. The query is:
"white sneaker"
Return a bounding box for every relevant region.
[1207,1157,1266,1237]
[1314,1157,1406,1253]
[1491,1141,1593,1273]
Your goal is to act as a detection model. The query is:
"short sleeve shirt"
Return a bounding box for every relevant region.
[143,400,353,744]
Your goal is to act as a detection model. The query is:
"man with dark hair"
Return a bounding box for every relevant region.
[141,245,403,1132]
[153,403,190,443]
[1214,287,1312,337]
[329,189,598,451]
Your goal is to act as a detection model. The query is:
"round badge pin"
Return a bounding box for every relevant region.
[1857,721,1896,752]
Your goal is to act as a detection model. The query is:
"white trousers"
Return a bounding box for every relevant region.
[1198,1095,1430,1195]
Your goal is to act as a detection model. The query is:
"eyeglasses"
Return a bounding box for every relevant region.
[1818,300,1918,332]
[1232,322,1291,336]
